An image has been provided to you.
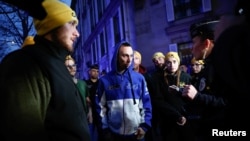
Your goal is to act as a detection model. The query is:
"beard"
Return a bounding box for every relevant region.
[51,29,73,52]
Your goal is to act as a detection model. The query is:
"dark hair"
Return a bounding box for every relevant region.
[89,64,99,70]
[120,41,131,47]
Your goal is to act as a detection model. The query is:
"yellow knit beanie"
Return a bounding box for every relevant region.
[191,57,204,65]
[22,36,35,48]
[33,0,78,36]
[134,50,142,62]
[152,52,165,60]
[165,51,180,64]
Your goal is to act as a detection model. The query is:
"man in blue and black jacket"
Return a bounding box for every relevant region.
[95,41,152,141]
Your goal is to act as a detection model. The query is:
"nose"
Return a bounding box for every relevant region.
[74,28,80,37]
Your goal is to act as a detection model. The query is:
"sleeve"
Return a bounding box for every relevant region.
[193,92,227,108]
[95,79,109,130]
[149,75,183,122]
[84,80,90,97]
[77,80,90,112]
[139,77,152,132]
[0,60,51,140]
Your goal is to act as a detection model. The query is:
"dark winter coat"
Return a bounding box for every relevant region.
[0,36,91,141]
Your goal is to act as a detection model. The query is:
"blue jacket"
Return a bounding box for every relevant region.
[95,41,152,135]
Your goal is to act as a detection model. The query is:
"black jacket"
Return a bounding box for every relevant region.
[211,24,250,131]
[149,69,191,122]
[0,36,91,141]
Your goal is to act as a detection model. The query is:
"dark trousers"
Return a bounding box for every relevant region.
[101,130,144,141]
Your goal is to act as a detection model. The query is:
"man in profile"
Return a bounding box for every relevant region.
[0,0,91,140]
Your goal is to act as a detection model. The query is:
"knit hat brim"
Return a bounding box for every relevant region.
[165,52,180,64]
[152,52,165,60]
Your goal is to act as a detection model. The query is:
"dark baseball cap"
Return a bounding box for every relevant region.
[190,20,219,40]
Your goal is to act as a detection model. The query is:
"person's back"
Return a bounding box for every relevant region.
[212,0,250,133]
[0,0,90,140]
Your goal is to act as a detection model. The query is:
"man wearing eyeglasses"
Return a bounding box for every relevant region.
[190,58,205,93]
[65,55,91,117]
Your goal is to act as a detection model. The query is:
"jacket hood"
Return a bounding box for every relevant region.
[111,41,134,73]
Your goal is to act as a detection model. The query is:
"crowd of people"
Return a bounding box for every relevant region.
[0,0,249,141]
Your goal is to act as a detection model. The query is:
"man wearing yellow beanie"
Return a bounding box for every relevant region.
[33,0,78,36]
[147,51,166,140]
[190,57,205,88]
[0,0,91,141]
[152,52,165,70]
[133,50,147,74]
[152,52,165,60]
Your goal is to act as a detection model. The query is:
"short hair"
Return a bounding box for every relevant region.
[89,64,99,70]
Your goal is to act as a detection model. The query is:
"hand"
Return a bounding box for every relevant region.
[86,97,91,105]
[176,116,186,126]
[87,109,93,123]
[182,85,198,100]
[134,127,145,140]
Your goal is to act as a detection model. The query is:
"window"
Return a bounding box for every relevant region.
[113,13,121,43]
[100,31,106,57]
[178,42,193,65]
[165,0,211,21]
[134,0,145,10]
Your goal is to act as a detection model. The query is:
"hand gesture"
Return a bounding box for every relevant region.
[134,127,145,140]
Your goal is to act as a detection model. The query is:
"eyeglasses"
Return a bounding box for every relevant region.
[66,64,76,69]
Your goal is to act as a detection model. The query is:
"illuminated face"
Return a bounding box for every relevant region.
[152,57,165,68]
[191,61,203,74]
[165,57,179,73]
[118,45,133,71]
[133,54,141,70]
[89,69,99,79]
[65,59,76,76]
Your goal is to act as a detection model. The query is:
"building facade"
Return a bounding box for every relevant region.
[72,0,216,79]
